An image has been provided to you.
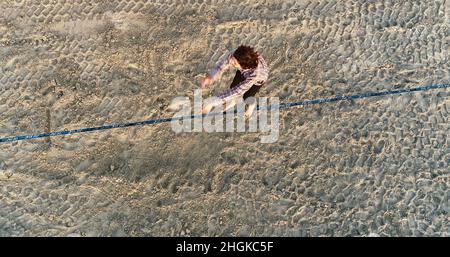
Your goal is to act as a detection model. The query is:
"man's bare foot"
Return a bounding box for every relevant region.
[202,104,213,115]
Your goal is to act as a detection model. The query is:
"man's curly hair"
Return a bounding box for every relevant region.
[233,45,259,69]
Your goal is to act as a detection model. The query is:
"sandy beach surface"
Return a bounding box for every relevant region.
[0,0,449,236]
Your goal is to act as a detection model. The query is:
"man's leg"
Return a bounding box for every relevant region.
[230,70,246,89]
[202,70,245,115]
[244,97,257,119]
[243,84,262,119]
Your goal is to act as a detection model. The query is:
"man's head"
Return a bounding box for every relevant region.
[232,45,259,70]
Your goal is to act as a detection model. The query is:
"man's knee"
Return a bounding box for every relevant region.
[244,96,257,106]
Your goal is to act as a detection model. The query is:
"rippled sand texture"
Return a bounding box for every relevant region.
[0,0,449,236]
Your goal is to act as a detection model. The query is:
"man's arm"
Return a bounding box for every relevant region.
[202,52,234,88]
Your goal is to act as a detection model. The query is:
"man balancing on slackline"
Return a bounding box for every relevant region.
[200,45,269,118]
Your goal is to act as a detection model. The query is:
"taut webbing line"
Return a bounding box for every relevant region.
[1,83,449,143]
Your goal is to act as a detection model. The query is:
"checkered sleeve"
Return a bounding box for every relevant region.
[216,75,256,103]
[208,52,234,82]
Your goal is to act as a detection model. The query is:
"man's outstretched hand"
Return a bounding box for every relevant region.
[201,76,213,89]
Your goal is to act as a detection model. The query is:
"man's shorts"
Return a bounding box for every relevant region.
[230,70,263,101]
